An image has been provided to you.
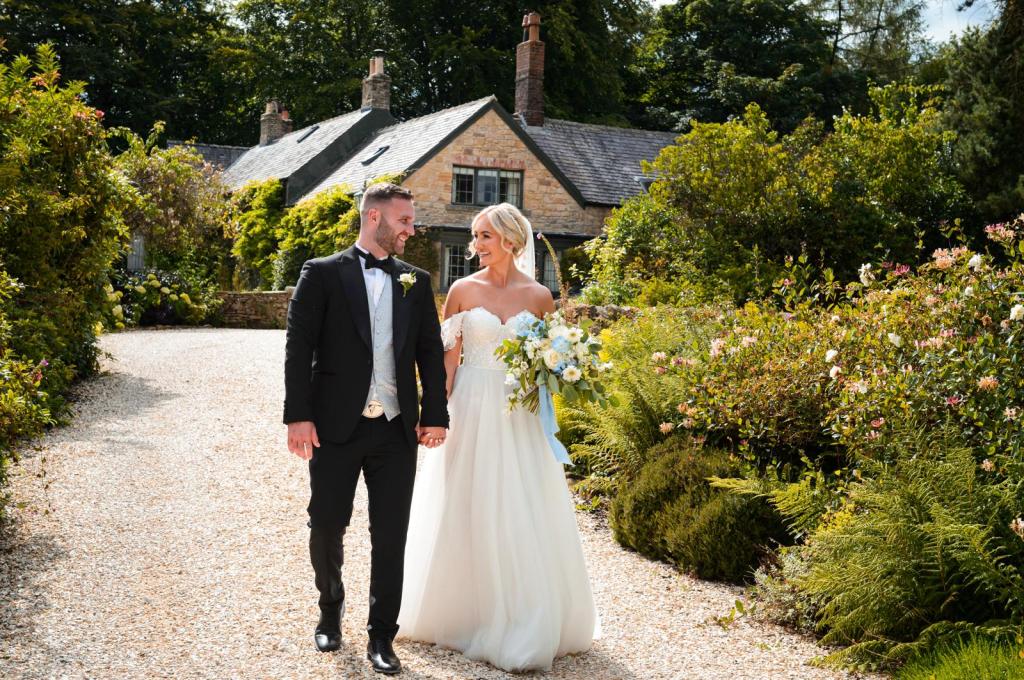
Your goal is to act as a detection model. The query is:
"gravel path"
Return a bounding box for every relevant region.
[0,328,872,679]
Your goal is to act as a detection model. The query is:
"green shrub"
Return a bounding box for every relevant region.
[794,421,1024,669]
[104,267,222,328]
[585,84,964,303]
[611,439,788,582]
[273,186,358,289]
[0,44,127,416]
[749,546,821,634]
[228,179,286,289]
[112,122,231,286]
[897,636,1024,680]
[564,304,729,483]
[666,485,789,583]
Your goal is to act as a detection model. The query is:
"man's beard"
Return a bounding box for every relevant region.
[375,215,405,255]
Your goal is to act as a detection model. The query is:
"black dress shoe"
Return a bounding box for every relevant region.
[314,610,342,652]
[366,638,401,674]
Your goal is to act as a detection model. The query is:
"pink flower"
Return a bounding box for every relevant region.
[946,395,963,407]
[659,422,674,435]
[654,366,667,375]
[1005,407,1019,421]
[980,459,995,473]
[870,417,885,429]
[977,376,999,391]
[781,278,793,287]
[651,351,668,363]
[1011,517,1024,540]
[892,264,910,276]
[40,359,49,368]
[677,403,693,415]
[867,430,880,440]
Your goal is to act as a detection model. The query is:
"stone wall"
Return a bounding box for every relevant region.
[215,289,293,329]
[403,109,609,237]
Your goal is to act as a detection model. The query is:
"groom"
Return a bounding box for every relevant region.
[283,182,448,675]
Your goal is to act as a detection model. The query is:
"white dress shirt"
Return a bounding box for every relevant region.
[355,245,388,307]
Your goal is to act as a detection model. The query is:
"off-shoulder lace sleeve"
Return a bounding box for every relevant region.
[440,311,466,351]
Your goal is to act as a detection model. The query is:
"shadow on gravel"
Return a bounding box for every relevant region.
[0,519,67,659]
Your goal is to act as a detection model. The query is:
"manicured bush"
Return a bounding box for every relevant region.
[611,439,789,583]
[272,186,358,289]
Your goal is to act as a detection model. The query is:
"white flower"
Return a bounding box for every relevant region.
[543,348,563,370]
[829,365,842,379]
[398,272,416,297]
[598,361,613,372]
[547,324,569,340]
[825,349,839,362]
[963,286,974,298]
[562,365,582,383]
[830,314,841,323]
[504,372,519,386]
[566,328,583,343]
[887,333,902,348]
[859,263,874,286]
[710,338,726,358]
[968,254,983,270]
[1010,304,1024,321]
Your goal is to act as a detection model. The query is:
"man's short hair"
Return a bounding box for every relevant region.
[360,182,413,215]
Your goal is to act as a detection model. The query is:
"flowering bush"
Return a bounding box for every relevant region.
[103,268,222,328]
[497,310,611,412]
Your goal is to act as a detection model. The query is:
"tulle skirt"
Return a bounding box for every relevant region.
[397,364,599,672]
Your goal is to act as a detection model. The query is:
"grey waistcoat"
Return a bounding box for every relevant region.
[364,274,401,420]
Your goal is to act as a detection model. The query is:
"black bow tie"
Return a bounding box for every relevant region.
[357,249,394,274]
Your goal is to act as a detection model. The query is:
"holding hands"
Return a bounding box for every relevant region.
[418,425,447,448]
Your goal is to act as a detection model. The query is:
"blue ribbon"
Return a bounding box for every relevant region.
[538,385,572,465]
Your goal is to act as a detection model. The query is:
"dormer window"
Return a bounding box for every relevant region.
[452,166,523,208]
[635,175,655,192]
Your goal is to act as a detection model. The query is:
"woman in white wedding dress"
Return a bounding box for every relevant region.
[397,203,599,672]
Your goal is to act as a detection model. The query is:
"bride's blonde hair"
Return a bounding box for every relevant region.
[467,203,530,260]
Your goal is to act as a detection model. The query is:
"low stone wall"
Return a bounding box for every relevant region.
[559,301,638,332]
[215,289,293,329]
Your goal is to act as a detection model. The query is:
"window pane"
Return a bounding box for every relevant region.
[445,244,467,289]
[499,171,522,207]
[453,167,474,204]
[476,169,498,205]
[541,251,559,292]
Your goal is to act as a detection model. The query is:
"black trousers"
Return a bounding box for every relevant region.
[307,414,417,641]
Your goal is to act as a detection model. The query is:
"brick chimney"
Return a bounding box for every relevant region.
[361,49,391,112]
[260,100,293,145]
[515,12,544,127]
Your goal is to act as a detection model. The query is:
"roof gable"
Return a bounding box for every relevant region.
[301,97,586,207]
[524,119,677,205]
[221,108,395,202]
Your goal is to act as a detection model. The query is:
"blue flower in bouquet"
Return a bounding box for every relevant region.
[512,314,536,338]
[552,336,571,355]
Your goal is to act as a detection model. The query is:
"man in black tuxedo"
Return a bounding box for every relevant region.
[283,182,448,675]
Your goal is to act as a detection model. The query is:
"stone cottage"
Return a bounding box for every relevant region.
[188,13,676,293]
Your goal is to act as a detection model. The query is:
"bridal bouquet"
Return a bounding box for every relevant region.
[496,310,614,413]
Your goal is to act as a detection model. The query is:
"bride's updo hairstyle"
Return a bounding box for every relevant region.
[467,203,530,260]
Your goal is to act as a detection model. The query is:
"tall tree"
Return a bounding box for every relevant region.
[808,0,928,83]
[940,0,1024,224]
[0,0,249,144]
[635,0,848,133]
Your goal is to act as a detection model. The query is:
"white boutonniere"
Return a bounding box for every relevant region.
[399,272,416,297]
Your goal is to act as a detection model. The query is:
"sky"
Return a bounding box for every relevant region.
[649,0,997,43]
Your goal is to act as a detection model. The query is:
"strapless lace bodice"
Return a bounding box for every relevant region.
[440,307,538,370]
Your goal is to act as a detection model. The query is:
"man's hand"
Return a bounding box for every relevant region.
[417,425,447,448]
[287,421,320,460]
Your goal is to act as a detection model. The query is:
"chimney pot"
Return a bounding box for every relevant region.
[514,12,545,126]
[260,99,292,145]
[362,49,391,112]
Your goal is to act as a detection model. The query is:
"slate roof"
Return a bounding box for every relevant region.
[524,119,678,206]
[303,97,495,201]
[167,141,249,169]
[221,108,395,204]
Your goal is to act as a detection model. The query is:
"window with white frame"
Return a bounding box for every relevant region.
[451,166,523,207]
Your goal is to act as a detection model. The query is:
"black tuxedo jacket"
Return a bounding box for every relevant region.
[283,247,448,448]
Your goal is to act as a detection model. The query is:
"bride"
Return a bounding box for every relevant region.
[397,203,599,672]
